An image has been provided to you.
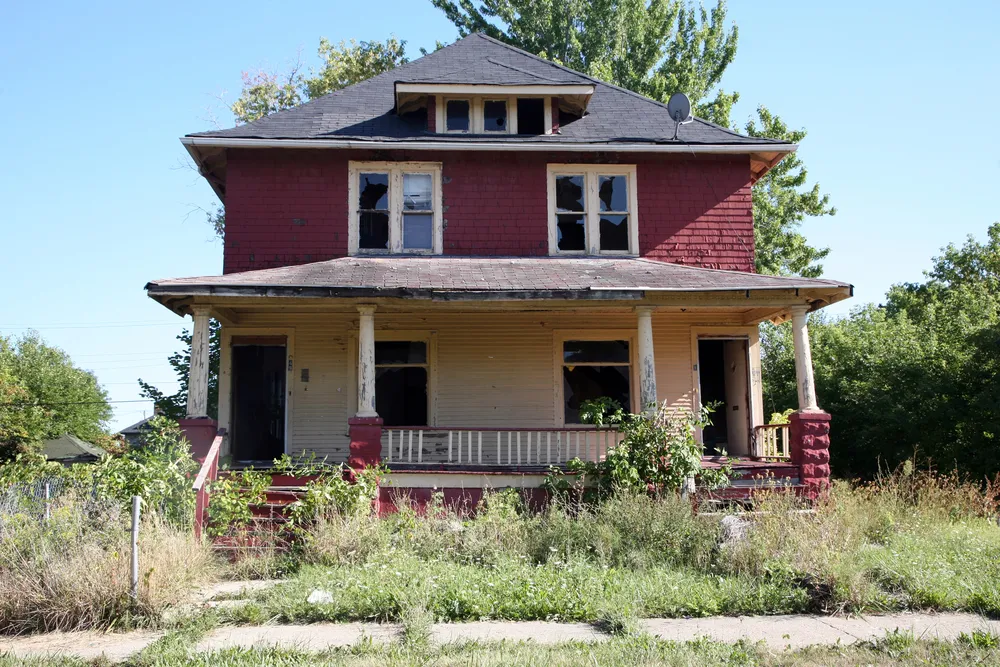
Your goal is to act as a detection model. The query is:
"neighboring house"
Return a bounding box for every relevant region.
[148,34,847,499]
[41,435,107,465]
[118,416,154,447]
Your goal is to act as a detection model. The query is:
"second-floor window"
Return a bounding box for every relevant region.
[547,164,639,256]
[348,162,443,255]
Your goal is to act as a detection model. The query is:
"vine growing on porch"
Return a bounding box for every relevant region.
[546,400,731,499]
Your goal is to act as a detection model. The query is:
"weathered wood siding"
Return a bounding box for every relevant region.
[218,310,759,462]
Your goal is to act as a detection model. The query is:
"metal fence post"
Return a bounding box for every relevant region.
[130,496,141,601]
[43,481,51,521]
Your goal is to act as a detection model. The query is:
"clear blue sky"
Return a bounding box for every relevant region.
[1,1,997,431]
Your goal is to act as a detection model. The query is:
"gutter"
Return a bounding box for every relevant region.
[180,136,797,154]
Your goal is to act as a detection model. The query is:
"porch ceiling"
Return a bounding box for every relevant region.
[146,257,851,322]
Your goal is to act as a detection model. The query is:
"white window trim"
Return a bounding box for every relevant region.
[553,329,638,426]
[546,164,639,256]
[348,161,443,255]
[442,97,474,133]
[435,95,554,135]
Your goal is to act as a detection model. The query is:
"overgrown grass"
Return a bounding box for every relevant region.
[221,466,999,624]
[4,632,1000,666]
[0,492,216,634]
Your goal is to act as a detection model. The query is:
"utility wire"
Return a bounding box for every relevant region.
[0,399,156,408]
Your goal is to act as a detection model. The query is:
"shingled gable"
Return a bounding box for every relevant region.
[186,33,784,148]
[147,257,852,309]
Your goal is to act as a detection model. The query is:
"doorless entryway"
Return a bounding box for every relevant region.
[230,338,286,462]
[697,338,751,456]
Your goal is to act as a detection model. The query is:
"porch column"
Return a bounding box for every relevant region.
[348,304,382,475]
[790,305,819,412]
[186,305,212,418]
[635,307,658,415]
[356,305,378,418]
[788,305,831,499]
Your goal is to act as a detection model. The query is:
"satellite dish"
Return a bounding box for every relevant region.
[667,92,694,140]
[667,92,692,122]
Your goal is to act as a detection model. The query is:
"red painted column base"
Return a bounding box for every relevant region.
[179,418,219,462]
[789,411,832,499]
[347,416,383,476]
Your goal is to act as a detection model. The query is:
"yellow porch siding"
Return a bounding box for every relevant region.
[222,310,754,461]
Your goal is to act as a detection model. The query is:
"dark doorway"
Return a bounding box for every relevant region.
[698,338,751,456]
[231,344,286,462]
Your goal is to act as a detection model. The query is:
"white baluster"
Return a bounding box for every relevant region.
[448,431,453,463]
[387,430,393,462]
[516,432,522,465]
[477,431,482,464]
[418,431,423,464]
[407,430,413,462]
[546,432,552,464]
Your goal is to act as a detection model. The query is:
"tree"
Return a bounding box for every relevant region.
[430,0,738,124]
[232,37,408,125]
[139,320,221,421]
[0,333,112,460]
[745,107,834,277]
[431,0,833,275]
[762,223,1000,481]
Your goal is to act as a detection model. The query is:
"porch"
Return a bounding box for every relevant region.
[148,256,846,500]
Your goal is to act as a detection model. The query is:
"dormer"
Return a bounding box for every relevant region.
[395,83,595,135]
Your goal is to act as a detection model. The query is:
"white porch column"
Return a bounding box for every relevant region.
[356,305,378,417]
[186,305,212,418]
[790,305,820,412]
[635,307,658,415]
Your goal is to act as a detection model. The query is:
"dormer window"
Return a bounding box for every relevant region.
[348,161,443,255]
[483,100,508,132]
[445,99,470,132]
[547,164,639,256]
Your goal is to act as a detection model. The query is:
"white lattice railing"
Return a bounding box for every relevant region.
[751,424,791,460]
[382,427,624,466]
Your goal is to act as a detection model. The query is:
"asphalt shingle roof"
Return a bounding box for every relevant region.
[188,33,781,147]
[147,257,850,296]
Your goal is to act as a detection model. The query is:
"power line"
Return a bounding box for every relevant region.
[1,323,181,331]
[0,399,155,408]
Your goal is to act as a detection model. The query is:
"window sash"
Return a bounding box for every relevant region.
[349,163,442,255]
[548,166,637,256]
[445,98,471,132]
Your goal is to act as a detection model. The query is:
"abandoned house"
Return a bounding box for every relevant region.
[147,33,848,504]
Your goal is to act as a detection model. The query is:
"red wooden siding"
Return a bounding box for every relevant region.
[223,149,754,274]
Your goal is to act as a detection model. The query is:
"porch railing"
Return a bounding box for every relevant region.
[750,424,791,460]
[192,428,226,539]
[383,427,624,467]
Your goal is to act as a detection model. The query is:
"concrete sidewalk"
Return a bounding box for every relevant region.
[2,612,998,661]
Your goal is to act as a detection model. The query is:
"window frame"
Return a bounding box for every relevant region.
[348,330,438,427]
[443,97,473,133]
[433,95,554,135]
[546,164,639,256]
[553,329,638,426]
[348,162,443,255]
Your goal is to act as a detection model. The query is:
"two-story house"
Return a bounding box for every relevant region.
[148,34,849,503]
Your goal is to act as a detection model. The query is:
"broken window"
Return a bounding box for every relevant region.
[598,175,629,251]
[548,165,636,255]
[358,172,389,250]
[516,98,545,135]
[483,100,508,132]
[350,162,441,254]
[375,341,428,426]
[555,175,586,252]
[446,99,470,132]
[562,340,631,424]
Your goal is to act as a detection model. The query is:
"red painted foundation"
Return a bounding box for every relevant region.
[790,411,832,499]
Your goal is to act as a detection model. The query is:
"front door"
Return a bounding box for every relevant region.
[231,343,286,462]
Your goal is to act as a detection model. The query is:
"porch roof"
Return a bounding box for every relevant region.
[147,257,851,309]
